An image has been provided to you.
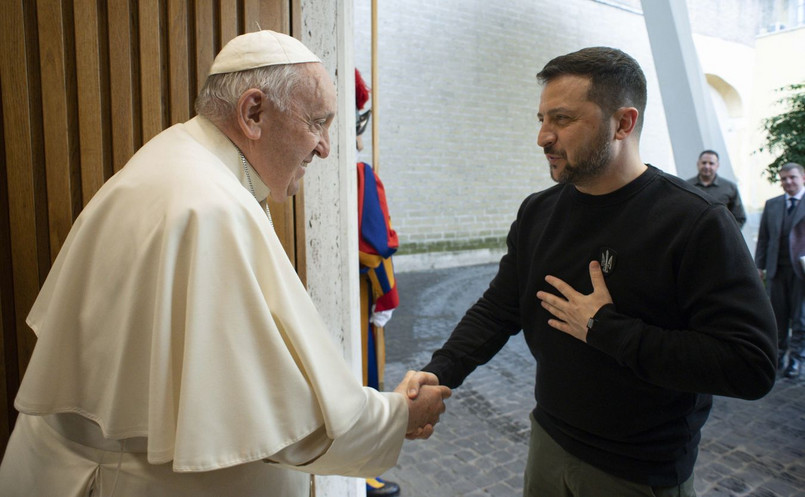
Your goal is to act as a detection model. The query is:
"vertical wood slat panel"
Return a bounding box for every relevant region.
[290,0,305,284]
[74,0,108,204]
[261,0,288,33]
[219,2,239,46]
[168,0,191,124]
[3,0,46,385]
[243,0,261,32]
[242,0,287,33]
[108,0,136,171]
[268,197,295,263]
[195,0,215,92]
[1,0,43,437]
[290,0,301,37]
[0,287,9,452]
[0,55,13,453]
[37,0,75,261]
[139,0,166,143]
[1,0,299,455]
[292,190,306,284]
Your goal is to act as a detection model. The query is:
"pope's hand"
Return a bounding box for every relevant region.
[393,370,451,439]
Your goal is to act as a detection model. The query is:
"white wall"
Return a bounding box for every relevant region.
[301,0,365,495]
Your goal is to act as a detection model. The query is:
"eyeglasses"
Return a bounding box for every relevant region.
[356,109,371,136]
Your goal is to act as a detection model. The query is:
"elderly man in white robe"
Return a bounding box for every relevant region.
[0,30,450,497]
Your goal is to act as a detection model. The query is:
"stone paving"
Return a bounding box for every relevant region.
[379,263,805,497]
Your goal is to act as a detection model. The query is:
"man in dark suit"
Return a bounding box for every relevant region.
[756,162,805,378]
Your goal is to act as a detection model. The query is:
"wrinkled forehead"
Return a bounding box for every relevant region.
[293,63,336,112]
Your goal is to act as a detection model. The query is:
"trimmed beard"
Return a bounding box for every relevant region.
[552,121,612,185]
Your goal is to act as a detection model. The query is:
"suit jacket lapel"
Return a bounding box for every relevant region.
[772,195,785,232]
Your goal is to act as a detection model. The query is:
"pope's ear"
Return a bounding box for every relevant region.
[235,89,265,140]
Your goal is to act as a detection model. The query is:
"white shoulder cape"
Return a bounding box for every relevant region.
[17,117,391,472]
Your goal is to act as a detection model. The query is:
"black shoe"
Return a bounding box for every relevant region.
[366,477,401,497]
[784,357,800,378]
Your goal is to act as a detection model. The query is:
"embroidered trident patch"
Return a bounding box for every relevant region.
[598,247,617,275]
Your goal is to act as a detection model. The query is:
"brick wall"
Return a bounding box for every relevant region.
[352,0,753,256]
[688,0,760,45]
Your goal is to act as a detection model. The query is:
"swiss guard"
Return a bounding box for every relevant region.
[356,68,402,497]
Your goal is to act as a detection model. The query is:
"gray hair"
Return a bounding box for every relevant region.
[195,64,304,122]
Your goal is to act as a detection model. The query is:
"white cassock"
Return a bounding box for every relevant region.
[0,116,407,497]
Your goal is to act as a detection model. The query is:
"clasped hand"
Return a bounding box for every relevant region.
[393,371,451,440]
[535,260,613,342]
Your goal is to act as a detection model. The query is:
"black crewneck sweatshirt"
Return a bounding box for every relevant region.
[424,165,776,486]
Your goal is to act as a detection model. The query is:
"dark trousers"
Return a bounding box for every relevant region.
[768,265,805,359]
[523,415,696,497]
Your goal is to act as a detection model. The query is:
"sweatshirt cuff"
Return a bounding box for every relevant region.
[585,304,624,357]
[421,358,455,388]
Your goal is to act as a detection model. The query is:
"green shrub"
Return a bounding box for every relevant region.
[757,83,805,183]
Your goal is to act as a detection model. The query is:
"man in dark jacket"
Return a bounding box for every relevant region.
[756,162,805,378]
[415,47,777,497]
[686,149,746,227]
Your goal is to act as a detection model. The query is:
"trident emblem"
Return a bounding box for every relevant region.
[599,248,617,275]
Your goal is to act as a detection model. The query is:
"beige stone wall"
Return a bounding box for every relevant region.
[746,27,805,208]
[694,25,805,211]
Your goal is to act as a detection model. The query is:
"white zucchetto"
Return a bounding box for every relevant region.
[209,30,320,75]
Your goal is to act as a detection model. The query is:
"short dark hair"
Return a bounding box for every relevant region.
[699,150,719,160]
[781,162,805,175]
[537,47,647,133]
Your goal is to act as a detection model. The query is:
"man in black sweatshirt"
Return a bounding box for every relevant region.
[418,47,777,497]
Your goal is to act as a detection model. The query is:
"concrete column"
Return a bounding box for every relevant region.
[300,0,364,496]
[641,0,735,180]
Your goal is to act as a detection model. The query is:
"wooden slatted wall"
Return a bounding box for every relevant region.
[0,0,304,454]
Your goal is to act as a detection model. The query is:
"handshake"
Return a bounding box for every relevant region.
[393,371,452,440]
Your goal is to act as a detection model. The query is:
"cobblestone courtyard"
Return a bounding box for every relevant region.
[381,263,805,497]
